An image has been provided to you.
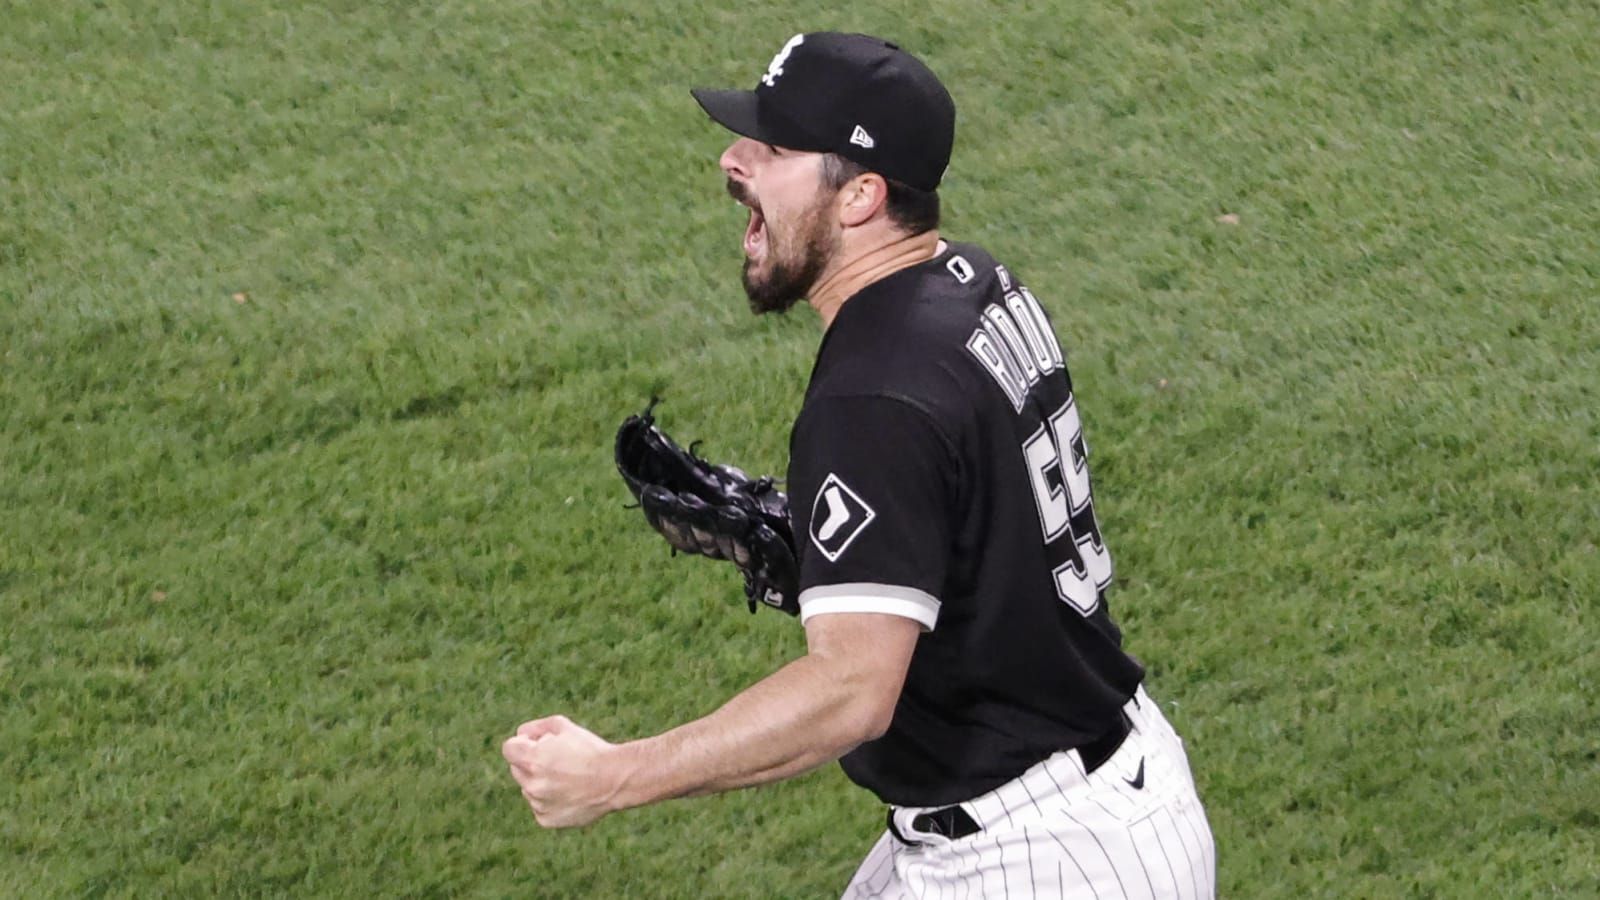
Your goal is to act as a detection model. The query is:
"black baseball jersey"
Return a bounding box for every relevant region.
[788,241,1145,807]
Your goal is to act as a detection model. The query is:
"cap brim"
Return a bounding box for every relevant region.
[692,88,829,153]
[691,88,767,142]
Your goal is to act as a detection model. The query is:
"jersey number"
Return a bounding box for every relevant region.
[1022,395,1112,615]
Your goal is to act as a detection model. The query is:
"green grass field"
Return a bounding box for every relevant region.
[3,0,1597,896]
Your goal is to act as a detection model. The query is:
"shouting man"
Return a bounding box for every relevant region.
[504,32,1216,898]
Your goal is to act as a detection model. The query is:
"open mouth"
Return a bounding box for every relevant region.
[742,203,766,260]
[728,178,766,260]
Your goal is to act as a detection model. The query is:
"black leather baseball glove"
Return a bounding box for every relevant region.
[615,400,799,615]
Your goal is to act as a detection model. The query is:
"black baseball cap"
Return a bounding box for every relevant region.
[692,32,956,192]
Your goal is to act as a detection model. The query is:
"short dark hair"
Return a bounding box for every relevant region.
[821,153,941,236]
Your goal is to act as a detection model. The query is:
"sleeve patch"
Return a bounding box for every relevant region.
[808,473,877,562]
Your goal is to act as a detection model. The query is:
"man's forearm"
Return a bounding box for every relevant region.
[503,614,920,828]
[607,640,902,810]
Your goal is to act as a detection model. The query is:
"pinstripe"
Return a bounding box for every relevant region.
[998,831,1013,899]
[1017,768,1056,826]
[1187,799,1217,898]
[867,839,894,891]
[843,832,898,899]
[1067,748,1088,779]
[1042,758,1073,799]
[1161,805,1204,898]
[1022,828,1039,897]
[883,832,908,896]
[1176,793,1215,898]
[1147,813,1186,897]
[1019,772,1047,820]
[973,852,985,900]
[966,795,990,830]
[1060,808,1129,898]
[972,839,985,896]
[1051,751,1087,792]
[1128,823,1161,899]
[883,837,899,889]
[1172,803,1206,899]
[886,852,902,893]
[870,835,896,891]
[1046,822,1104,900]
[1017,775,1050,899]
[1088,795,1123,823]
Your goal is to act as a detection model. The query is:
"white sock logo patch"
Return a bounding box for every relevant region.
[809,474,876,562]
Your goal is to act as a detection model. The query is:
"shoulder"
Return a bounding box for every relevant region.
[808,241,1012,402]
[792,391,957,463]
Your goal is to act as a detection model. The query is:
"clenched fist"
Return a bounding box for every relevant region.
[502,715,626,829]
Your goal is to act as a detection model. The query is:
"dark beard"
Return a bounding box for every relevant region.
[742,234,830,314]
[741,200,836,315]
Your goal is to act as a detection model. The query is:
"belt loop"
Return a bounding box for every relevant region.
[886,808,915,845]
[886,804,982,845]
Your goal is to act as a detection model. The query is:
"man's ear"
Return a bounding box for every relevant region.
[837,173,889,227]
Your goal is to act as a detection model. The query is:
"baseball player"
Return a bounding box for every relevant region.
[504,32,1216,898]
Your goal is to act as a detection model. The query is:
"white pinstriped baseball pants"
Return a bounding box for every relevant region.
[841,687,1215,899]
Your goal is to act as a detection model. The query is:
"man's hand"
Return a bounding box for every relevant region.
[502,715,625,829]
[499,613,921,825]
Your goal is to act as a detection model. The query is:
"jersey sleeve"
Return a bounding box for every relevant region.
[787,394,957,630]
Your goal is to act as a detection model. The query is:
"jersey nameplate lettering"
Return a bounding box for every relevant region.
[809,473,877,562]
[964,284,1064,412]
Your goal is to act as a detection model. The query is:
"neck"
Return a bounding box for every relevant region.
[807,230,942,329]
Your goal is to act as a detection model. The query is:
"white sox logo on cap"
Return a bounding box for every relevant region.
[761,33,805,87]
[809,473,876,562]
[692,32,957,192]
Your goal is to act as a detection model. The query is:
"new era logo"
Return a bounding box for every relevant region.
[809,474,876,562]
[849,125,875,149]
